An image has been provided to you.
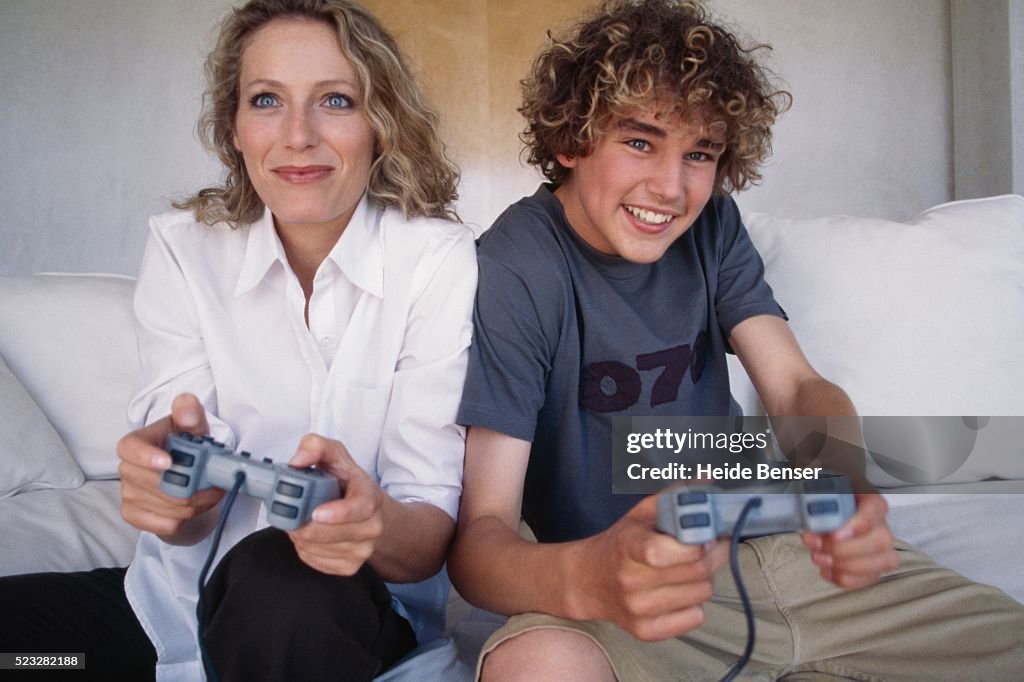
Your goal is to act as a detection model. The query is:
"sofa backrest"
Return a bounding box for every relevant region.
[732,194,1024,487]
[0,273,139,479]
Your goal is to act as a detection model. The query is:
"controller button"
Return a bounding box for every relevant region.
[164,471,190,488]
[807,500,839,515]
[240,451,251,458]
[677,491,708,506]
[168,449,195,467]
[276,481,304,498]
[270,502,299,519]
[679,512,711,528]
[263,457,273,464]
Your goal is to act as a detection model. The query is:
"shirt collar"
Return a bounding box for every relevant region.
[325,193,384,299]
[234,206,283,298]
[233,195,384,299]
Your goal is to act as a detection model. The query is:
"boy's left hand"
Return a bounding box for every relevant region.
[801,493,899,589]
[285,434,385,576]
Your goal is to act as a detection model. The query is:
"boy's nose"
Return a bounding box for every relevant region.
[648,158,685,204]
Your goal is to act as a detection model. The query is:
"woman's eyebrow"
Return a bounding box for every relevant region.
[241,77,359,90]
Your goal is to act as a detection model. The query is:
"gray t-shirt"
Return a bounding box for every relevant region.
[457,185,784,542]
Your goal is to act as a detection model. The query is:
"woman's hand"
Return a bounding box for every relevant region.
[286,434,454,582]
[285,434,385,576]
[116,393,224,544]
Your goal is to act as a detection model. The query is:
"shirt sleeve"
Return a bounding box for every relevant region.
[712,196,788,337]
[455,249,555,443]
[126,215,236,447]
[376,228,478,521]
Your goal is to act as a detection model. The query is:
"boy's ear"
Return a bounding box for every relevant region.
[556,153,578,169]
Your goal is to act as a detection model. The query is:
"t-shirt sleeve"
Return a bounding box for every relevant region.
[712,196,787,336]
[456,251,554,443]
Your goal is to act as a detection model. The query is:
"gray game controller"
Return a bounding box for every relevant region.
[656,474,856,544]
[160,432,341,531]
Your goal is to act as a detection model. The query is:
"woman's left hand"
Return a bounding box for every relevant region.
[286,434,385,576]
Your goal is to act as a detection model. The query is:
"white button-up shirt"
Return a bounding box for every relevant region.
[124,196,477,681]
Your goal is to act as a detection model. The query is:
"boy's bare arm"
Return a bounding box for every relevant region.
[729,315,899,586]
[728,315,852,417]
[729,315,871,481]
[449,427,727,642]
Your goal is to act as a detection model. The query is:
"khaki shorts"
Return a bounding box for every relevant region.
[478,534,1024,681]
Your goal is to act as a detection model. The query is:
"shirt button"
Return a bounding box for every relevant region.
[320,336,333,347]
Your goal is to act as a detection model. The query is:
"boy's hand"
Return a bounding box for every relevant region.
[117,393,225,541]
[572,494,729,642]
[801,493,899,589]
[286,434,384,577]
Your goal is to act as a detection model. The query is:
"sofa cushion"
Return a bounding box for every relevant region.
[0,274,139,479]
[0,481,138,575]
[0,352,85,497]
[731,195,1024,486]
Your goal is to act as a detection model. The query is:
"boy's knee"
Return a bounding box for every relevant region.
[481,628,616,682]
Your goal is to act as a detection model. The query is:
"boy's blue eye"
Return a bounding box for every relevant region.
[627,139,649,151]
[325,93,352,108]
[251,93,278,108]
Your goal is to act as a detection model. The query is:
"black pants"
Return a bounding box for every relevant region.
[0,528,417,681]
[0,565,154,681]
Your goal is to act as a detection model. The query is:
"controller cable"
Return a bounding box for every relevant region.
[719,496,763,682]
[195,470,246,682]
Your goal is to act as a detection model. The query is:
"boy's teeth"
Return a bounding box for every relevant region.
[626,205,673,225]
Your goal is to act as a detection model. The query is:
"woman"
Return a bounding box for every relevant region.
[0,1,475,680]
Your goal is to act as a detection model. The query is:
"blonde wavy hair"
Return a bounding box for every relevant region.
[520,0,791,194]
[176,0,459,225]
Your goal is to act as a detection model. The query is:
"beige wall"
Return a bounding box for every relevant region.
[364,0,593,232]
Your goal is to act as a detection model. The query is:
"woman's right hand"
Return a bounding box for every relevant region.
[116,393,225,544]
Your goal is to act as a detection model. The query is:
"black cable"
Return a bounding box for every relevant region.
[719,497,763,682]
[196,470,245,682]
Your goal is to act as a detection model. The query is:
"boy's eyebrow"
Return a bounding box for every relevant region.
[617,118,726,151]
[617,118,667,138]
[697,138,726,151]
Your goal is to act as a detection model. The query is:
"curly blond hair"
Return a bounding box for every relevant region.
[520,0,791,194]
[175,0,459,225]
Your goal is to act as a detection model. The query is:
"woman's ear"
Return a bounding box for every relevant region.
[556,153,578,169]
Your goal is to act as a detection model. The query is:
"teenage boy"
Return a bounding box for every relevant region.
[450,1,1024,680]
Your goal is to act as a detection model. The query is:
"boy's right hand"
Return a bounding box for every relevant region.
[570,493,728,642]
[117,393,225,543]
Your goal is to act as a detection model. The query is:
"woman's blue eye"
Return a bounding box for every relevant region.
[325,93,351,108]
[252,93,277,108]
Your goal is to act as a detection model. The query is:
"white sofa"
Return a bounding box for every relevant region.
[730,193,1024,606]
[1,194,1022,677]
